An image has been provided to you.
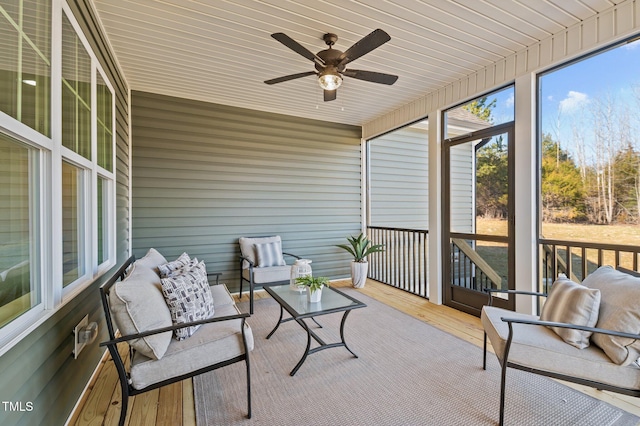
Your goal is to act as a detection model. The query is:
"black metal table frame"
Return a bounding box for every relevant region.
[263,285,366,376]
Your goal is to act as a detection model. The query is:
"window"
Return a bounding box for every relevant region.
[61,13,91,159]
[0,0,51,136]
[539,40,640,231]
[62,161,85,287]
[0,134,40,328]
[97,72,113,172]
[538,38,640,286]
[0,0,116,345]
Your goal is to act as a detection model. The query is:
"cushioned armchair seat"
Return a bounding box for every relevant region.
[482,306,640,392]
[130,293,254,390]
[242,265,291,284]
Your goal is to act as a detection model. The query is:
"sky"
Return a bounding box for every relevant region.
[539,38,640,161]
[467,38,640,164]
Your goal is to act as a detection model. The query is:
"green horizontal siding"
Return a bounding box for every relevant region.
[369,127,429,230]
[132,91,362,289]
[0,1,130,425]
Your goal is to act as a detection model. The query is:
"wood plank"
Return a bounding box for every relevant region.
[157,382,182,426]
[103,343,133,426]
[182,379,196,426]
[127,388,159,426]
[74,344,126,426]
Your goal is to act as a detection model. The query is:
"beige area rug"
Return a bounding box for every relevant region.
[194,290,640,426]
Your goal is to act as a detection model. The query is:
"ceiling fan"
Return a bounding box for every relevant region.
[264,29,398,102]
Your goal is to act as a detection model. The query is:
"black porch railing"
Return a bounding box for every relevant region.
[366,226,429,298]
[540,238,640,294]
[450,238,502,292]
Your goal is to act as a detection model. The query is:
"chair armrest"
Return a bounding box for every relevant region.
[486,289,547,306]
[100,313,250,347]
[500,316,640,340]
[283,252,301,260]
[207,272,222,285]
[239,255,255,268]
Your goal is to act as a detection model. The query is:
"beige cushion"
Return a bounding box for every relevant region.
[133,247,167,275]
[239,236,283,268]
[482,306,640,391]
[540,277,600,349]
[242,265,291,284]
[109,248,173,360]
[210,283,235,307]
[129,302,254,390]
[583,266,640,365]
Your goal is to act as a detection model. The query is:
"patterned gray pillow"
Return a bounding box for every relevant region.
[158,252,191,278]
[160,260,215,340]
[254,241,286,267]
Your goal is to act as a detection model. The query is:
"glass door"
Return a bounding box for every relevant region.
[443,123,515,315]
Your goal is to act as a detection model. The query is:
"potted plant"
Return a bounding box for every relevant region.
[337,233,385,288]
[295,275,329,303]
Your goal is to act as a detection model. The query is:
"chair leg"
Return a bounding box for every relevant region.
[240,318,252,419]
[118,393,128,426]
[246,355,252,419]
[249,279,254,315]
[499,360,507,426]
[483,332,487,370]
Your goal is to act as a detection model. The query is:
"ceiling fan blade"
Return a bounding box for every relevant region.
[343,69,398,85]
[324,89,337,102]
[264,71,316,85]
[338,29,391,67]
[271,33,325,65]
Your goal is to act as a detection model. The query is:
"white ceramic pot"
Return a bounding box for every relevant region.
[307,285,323,303]
[351,261,368,288]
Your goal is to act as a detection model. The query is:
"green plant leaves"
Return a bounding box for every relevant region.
[336,232,385,262]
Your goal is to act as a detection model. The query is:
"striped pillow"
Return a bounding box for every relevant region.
[540,277,601,349]
[254,241,286,268]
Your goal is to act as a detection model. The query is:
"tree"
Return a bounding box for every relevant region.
[540,134,585,222]
[463,96,496,123]
[476,137,508,219]
[613,144,640,222]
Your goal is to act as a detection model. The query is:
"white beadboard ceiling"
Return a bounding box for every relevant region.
[92,0,622,126]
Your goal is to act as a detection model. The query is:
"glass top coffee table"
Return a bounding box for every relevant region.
[263,284,367,376]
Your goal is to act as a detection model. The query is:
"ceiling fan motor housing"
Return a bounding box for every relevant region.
[315,48,345,72]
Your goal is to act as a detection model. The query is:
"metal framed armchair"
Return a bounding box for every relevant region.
[239,236,300,314]
[100,253,253,426]
[481,267,640,425]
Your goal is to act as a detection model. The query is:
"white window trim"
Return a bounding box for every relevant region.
[0,0,116,355]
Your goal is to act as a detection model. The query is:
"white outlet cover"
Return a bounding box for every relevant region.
[73,314,89,359]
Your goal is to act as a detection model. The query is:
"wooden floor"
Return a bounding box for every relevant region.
[70,279,640,425]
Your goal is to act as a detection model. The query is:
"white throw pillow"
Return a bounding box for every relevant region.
[109,248,173,360]
[583,266,640,365]
[160,261,215,340]
[540,276,601,349]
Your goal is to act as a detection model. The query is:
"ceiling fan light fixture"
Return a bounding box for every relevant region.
[318,70,342,90]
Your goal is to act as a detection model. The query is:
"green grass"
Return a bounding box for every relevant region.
[476,218,640,245]
[471,219,640,285]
